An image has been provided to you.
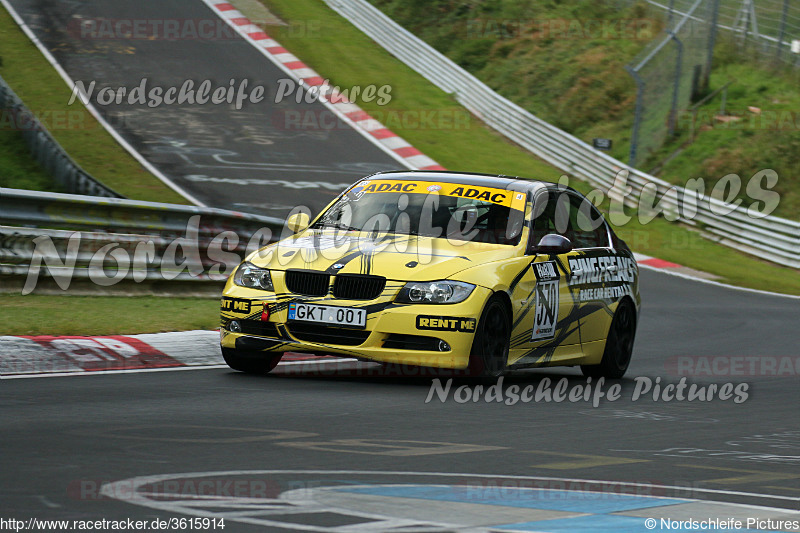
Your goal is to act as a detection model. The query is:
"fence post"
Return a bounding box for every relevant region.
[667,31,683,137]
[704,0,720,92]
[776,0,789,61]
[667,0,676,28]
[625,66,645,168]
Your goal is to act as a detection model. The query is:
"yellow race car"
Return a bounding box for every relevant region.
[220,171,640,378]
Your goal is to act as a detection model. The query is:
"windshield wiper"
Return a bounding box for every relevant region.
[314,222,362,232]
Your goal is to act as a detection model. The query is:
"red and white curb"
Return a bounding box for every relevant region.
[633,252,723,282]
[633,252,682,270]
[204,0,444,172]
[0,331,355,378]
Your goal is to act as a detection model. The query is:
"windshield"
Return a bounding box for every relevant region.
[311,179,527,245]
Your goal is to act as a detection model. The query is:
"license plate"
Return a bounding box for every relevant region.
[288,303,367,328]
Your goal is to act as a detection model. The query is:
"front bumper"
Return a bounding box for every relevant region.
[219,285,490,369]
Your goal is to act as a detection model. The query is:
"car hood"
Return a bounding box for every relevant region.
[247,230,519,283]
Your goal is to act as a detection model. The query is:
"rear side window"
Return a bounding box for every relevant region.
[531,190,608,249]
[567,193,609,248]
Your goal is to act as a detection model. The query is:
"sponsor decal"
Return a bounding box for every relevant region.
[532,261,560,341]
[350,180,525,210]
[416,315,477,333]
[567,255,636,286]
[361,181,418,193]
[566,254,636,302]
[532,260,560,282]
[579,286,631,302]
[221,297,251,314]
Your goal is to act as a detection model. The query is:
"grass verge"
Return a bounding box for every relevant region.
[0,6,189,203]
[0,294,219,336]
[0,123,58,191]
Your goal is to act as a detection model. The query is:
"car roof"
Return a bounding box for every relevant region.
[363,170,578,195]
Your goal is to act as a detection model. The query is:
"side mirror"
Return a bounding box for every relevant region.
[528,233,573,255]
[286,212,310,233]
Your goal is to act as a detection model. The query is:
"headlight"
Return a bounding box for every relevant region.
[395,280,475,304]
[233,262,274,291]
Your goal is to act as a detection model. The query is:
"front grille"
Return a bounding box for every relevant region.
[288,323,370,346]
[383,333,442,351]
[285,269,329,296]
[333,274,386,300]
[239,320,280,338]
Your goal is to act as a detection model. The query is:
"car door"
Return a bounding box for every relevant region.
[564,192,631,346]
[507,189,584,368]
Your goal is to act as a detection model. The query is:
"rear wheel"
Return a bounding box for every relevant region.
[467,295,511,378]
[222,347,282,374]
[581,300,636,379]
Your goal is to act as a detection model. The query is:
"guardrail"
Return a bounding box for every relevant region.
[0,188,285,293]
[0,75,122,198]
[324,0,800,269]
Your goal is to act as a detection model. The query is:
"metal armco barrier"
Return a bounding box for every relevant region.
[0,188,285,293]
[324,0,800,269]
[0,75,122,198]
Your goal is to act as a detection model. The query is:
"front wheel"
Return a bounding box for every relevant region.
[467,295,511,378]
[581,299,636,379]
[222,347,282,374]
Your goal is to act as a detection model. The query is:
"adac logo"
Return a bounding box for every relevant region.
[332,263,345,270]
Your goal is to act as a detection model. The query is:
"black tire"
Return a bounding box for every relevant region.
[222,347,282,374]
[467,295,511,378]
[581,299,636,379]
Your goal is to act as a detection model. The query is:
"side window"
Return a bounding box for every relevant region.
[567,194,608,248]
[531,191,569,244]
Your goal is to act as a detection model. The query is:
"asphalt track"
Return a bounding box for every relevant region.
[3,0,799,530]
[1,270,798,530]
[7,0,403,218]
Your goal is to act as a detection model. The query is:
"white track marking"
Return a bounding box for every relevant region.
[0,358,355,380]
[99,469,799,532]
[101,469,799,505]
